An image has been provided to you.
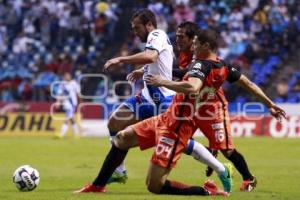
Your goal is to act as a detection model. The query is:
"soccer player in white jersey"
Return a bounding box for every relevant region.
[55,72,80,139]
[101,9,175,182]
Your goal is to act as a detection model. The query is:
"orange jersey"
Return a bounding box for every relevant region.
[178,51,193,69]
[161,59,241,131]
[132,59,242,169]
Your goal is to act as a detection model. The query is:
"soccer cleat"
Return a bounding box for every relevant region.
[219,163,234,193]
[203,180,229,196]
[107,171,128,184]
[240,177,257,192]
[73,183,106,193]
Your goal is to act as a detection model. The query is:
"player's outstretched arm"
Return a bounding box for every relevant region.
[104,49,158,71]
[236,75,287,121]
[144,74,203,95]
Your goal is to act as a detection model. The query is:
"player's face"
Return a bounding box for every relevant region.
[176,28,193,52]
[64,73,71,81]
[193,36,205,55]
[131,17,148,43]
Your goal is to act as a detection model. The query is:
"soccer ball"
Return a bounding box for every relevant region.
[13,165,40,191]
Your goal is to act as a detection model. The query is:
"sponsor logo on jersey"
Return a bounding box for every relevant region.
[193,62,202,70]
[189,70,205,78]
[159,136,175,145]
[211,123,224,130]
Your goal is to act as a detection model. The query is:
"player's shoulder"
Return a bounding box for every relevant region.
[189,60,211,71]
[187,60,212,79]
[194,59,233,70]
[69,80,79,86]
[148,29,167,39]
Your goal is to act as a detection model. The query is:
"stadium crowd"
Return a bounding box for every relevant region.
[0,0,299,104]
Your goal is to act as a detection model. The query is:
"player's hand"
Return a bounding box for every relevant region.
[269,104,287,122]
[144,74,164,87]
[127,69,144,83]
[104,57,122,71]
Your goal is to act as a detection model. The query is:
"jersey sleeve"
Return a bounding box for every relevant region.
[226,64,242,83]
[187,61,211,81]
[173,68,188,80]
[145,30,165,53]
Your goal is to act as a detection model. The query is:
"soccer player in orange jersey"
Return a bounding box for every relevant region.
[145,29,287,192]
[172,23,260,190]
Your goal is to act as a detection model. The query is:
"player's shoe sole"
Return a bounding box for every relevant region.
[219,163,234,193]
[107,171,128,184]
[73,183,106,193]
[240,177,257,192]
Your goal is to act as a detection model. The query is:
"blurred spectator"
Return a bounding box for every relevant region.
[58,54,73,76]
[292,79,300,93]
[12,32,35,54]
[274,79,289,102]
[173,3,195,25]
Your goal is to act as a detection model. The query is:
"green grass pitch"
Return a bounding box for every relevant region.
[0,136,300,200]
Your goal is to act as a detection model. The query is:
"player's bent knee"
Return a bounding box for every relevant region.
[146,180,163,194]
[114,128,137,150]
[146,174,165,194]
[113,131,127,149]
[107,116,120,133]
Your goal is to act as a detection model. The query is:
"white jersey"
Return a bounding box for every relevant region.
[58,80,80,110]
[142,29,175,104]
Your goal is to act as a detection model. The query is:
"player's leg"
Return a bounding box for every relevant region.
[203,107,256,191]
[75,116,157,193]
[204,148,218,176]
[221,149,257,191]
[107,104,140,135]
[107,96,144,179]
[92,126,139,186]
[58,119,69,138]
[185,138,233,192]
[147,164,228,196]
[107,95,156,183]
[185,138,225,176]
[70,117,80,137]
[74,126,138,193]
[222,108,256,191]
[56,106,73,138]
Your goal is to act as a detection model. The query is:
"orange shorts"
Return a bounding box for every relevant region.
[132,115,197,168]
[195,108,234,150]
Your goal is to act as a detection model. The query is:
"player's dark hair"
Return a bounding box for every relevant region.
[178,21,199,39]
[131,9,157,28]
[196,29,219,52]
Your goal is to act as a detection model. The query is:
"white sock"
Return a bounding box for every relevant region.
[60,123,69,137]
[72,123,79,135]
[110,135,126,174]
[189,140,225,175]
